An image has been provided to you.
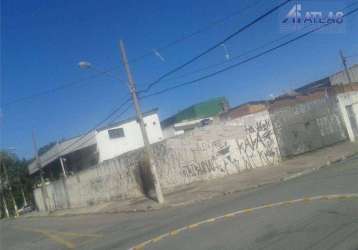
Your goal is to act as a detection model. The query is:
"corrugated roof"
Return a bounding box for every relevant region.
[161,97,228,128]
[28,131,97,175]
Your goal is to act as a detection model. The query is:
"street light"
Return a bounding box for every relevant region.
[78,51,165,203]
[78,61,92,70]
[78,61,127,83]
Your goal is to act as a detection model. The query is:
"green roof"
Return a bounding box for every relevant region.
[162,97,228,127]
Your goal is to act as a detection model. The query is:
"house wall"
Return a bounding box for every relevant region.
[269,96,347,158]
[33,111,281,211]
[336,91,358,141]
[96,113,164,162]
[330,65,358,85]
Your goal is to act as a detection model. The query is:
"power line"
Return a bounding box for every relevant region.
[40,96,132,164]
[128,0,265,64]
[159,1,358,83]
[347,53,358,59]
[61,103,132,158]
[140,6,358,100]
[140,0,291,94]
[2,66,122,107]
[3,1,265,107]
[48,103,133,172]
[34,3,358,167]
[162,31,300,83]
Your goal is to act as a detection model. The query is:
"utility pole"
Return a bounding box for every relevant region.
[340,50,353,85]
[57,142,67,178]
[32,130,49,212]
[119,40,164,204]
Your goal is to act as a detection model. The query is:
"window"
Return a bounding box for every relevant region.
[108,128,125,139]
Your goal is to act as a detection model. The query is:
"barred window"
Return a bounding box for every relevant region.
[108,128,125,139]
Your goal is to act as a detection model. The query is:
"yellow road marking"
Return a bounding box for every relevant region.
[49,230,102,238]
[129,193,358,250]
[224,213,236,218]
[242,208,253,213]
[39,230,75,249]
[152,235,165,242]
[170,230,179,236]
[188,223,199,229]
[205,218,216,223]
[14,227,102,249]
[263,203,274,208]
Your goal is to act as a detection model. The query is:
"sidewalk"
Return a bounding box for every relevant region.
[24,141,358,217]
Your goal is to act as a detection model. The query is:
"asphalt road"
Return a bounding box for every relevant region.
[1,155,358,250]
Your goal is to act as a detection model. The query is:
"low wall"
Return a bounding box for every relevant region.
[33,111,281,211]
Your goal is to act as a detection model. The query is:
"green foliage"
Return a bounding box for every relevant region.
[0,151,34,218]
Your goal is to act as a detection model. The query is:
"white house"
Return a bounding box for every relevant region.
[28,109,164,177]
[330,65,358,142]
[337,91,358,141]
[96,109,163,162]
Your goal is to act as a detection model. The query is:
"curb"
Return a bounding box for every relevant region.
[128,193,358,250]
[281,152,358,183]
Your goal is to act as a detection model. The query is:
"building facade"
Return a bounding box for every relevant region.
[161,97,229,138]
[96,110,163,162]
[28,109,164,179]
[336,88,358,142]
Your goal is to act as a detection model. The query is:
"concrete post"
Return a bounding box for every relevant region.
[21,188,28,207]
[1,194,9,218]
[9,188,18,217]
[59,157,67,178]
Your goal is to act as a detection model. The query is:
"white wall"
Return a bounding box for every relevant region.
[337,91,358,141]
[96,113,164,162]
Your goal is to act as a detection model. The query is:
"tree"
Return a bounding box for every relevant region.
[0,151,34,218]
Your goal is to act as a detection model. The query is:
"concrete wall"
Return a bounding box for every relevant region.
[33,111,281,211]
[153,110,281,188]
[337,91,358,141]
[269,96,347,158]
[96,113,164,162]
[34,155,145,210]
[33,188,45,211]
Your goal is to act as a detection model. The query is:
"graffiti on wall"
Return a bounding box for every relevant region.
[149,114,280,183]
[236,118,279,169]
